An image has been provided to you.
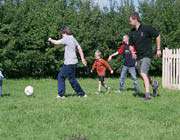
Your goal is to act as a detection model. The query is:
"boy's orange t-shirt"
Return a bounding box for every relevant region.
[92,58,112,76]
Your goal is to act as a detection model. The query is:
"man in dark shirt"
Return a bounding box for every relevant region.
[129,12,161,100]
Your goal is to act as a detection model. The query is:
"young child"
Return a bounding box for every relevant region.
[0,71,4,97]
[108,35,140,94]
[48,26,87,99]
[91,50,113,94]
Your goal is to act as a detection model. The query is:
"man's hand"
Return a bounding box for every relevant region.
[156,49,161,58]
[82,59,87,66]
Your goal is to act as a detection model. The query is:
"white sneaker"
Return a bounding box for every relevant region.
[56,95,65,99]
[79,94,87,98]
[83,94,87,98]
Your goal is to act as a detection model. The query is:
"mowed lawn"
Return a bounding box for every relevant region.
[0,78,180,140]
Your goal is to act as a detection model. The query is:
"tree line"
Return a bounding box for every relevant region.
[0,0,179,78]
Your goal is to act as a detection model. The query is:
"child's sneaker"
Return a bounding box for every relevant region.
[79,94,87,98]
[56,95,65,99]
[152,80,159,97]
[82,94,87,98]
[106,87,111,93]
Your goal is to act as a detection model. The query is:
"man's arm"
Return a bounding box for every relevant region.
[77,46,87,66]
[156,35,161,57]
[147,26,161,57]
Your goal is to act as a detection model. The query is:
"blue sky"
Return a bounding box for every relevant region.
[94,0,139,9]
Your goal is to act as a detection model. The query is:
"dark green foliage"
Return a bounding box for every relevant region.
[0,0,179,77]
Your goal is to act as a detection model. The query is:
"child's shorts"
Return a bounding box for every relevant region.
[98,76,105,82]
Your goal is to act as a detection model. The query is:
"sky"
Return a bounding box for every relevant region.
[94,0,139,9]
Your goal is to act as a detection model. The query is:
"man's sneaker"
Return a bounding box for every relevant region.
[144,93,151,100]
[56,95,65,99]
[152,80,159,97]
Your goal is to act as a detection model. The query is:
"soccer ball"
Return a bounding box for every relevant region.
[24,85,33,96]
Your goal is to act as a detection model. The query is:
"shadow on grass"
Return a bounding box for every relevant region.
[1,93,10,97]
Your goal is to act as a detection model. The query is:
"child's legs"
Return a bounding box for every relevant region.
[98,76,104,91]
[119,66,128,90]
[100,76,108,88]
[128,67,140,91]
[67,65,85,96]
[98,81,102,92]
[57,65,66,96]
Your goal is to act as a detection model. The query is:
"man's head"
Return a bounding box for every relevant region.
[60,26,72,36]
[95,50,102,59]
[129,12,141,27]
[123,35,129,43]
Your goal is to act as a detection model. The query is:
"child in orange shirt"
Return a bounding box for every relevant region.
[91,50,113,93]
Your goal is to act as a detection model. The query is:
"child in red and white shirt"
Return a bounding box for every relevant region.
[91,50,113,93]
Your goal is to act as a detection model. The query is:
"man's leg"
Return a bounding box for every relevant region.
[128,67,140,94]
[57,65,66,97]
[139,58,151,99]
[119,66,128,90]
[67,65,85,96]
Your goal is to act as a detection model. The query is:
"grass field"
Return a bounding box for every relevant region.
[0,78,180,140]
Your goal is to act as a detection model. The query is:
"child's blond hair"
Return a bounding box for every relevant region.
[95,50,102,57]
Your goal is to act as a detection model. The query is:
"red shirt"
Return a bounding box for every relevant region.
[92,58,112,76]
[117,41,136,55]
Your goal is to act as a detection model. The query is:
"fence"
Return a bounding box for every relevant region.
[162,48,180,90]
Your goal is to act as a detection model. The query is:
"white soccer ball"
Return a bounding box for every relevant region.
[24,85,33,96]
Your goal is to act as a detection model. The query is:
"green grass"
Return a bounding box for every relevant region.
[0,78,180,140]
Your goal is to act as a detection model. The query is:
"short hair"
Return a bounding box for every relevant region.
[60,26,72,35]
[130,12,141,22]
[95,50,102,56]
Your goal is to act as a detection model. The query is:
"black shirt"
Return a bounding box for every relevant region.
[129,24,159,60]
